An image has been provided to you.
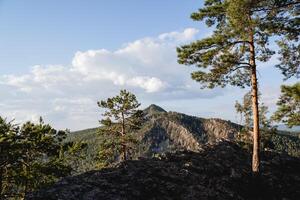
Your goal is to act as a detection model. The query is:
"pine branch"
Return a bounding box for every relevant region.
[252,1,300,12]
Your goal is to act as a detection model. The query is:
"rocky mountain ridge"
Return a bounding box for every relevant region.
[137,104,242,154]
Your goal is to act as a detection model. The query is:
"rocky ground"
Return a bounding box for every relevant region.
[27,141,300,200]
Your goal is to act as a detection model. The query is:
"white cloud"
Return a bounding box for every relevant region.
[2,74,32,92]
[158,28,199,42]
[127,76,167,93]
[0,28,226,130]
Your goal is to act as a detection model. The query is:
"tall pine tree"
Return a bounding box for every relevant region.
[97,90,143,166]
[177,0,299,173]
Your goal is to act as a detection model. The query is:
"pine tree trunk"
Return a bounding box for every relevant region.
[249,34,260,174]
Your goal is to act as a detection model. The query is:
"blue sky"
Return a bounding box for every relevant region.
[0,0,297,130]
[0,0,201,73]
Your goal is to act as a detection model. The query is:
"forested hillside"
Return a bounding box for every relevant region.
[67,104,300,173]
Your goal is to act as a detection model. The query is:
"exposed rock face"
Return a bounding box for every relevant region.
[27,141,300,200]
[139,105,242,155]
[142,120,201,153]
[202,118,241,142]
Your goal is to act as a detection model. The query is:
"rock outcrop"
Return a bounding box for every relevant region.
[139,105,242,155]
[27,141,300,200]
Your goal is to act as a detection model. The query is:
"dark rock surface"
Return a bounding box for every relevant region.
[27,141,300,200]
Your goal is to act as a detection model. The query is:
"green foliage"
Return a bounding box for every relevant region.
[0,117,85,199]
[177,0,299,87]
[60,140,88,174]
[235,91,271,153]
[98,89,142,127]
[234,89,300,157]
[276,40,300,79]
[272,82,300,128]
[237,127,300,157]
[65,128,103,172]
[235,91,270,130]
[267,133,300,157]
[0,118,19,199]
[96,132,138,168]
[97,90,143,167]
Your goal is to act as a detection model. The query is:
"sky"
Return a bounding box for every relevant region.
[0,0,297,131]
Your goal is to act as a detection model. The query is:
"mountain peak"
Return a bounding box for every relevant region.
[144,104,166,114]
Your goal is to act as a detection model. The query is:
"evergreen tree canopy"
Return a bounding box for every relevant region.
[0,117,85,199]
[0,118,19,199]
[98,90,142,130]
[177,0,299,87]
[272,82,300,127]
[97,90,143,167]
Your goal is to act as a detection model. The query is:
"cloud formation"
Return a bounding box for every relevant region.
[0,28,225,130]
